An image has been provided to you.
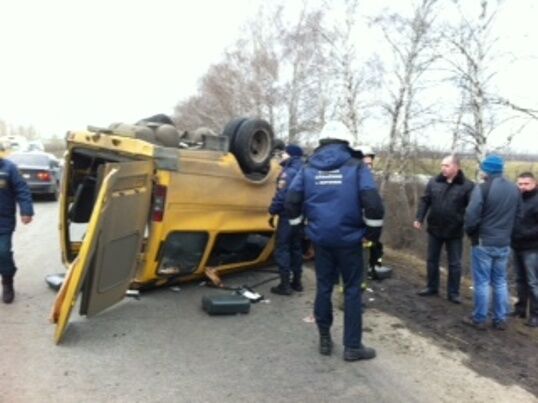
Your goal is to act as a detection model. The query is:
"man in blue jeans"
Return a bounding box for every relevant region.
[0,155,34,303]
[511,172,538,327]
[464,155,521,330]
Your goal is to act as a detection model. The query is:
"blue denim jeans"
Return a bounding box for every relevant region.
[0,232,16,277]
[314,244,363,349]
[512,249,538,318]
[471,245,510,324]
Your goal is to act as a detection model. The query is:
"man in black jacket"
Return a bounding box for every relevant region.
[511,172,538,327]
[414,155,474,303]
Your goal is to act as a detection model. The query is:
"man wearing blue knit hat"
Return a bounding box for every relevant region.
[463,155,522,330]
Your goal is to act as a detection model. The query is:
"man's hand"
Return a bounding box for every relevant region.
[268,216,275,228]
[413,220,422,230]
[21,216,32,225]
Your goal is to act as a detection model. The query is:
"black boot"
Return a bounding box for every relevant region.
[290,274,303,292]
[343,345,376,361]
[271,274,292,296]
[2,276,14,304]
[319,328,333,356]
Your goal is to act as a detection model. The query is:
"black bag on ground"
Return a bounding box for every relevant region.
[202,295,251,315]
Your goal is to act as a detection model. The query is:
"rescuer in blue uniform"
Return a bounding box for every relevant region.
[285,121,384,361]
[0,155,34,303]
[269,144,304,295]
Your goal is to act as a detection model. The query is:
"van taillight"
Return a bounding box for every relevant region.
[152,185,167,222]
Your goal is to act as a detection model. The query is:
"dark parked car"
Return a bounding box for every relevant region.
[8,152,61,200]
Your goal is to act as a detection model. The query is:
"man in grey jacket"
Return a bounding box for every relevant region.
[463,155,522,330]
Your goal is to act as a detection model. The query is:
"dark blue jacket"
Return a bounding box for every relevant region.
[268,156,303,218]
[0,158,34,234]
[464,174,521,247]
[285,143,384,248]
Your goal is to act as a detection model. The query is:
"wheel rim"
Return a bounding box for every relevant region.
[249,130,271,163]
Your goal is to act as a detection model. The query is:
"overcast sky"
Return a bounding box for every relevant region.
[1,0,537,151]
[0,0,257,135]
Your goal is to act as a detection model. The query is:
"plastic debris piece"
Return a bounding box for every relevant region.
[125,289,140,299]
[169,286,181,292]
[366,288,374,293]
[303,314,315,323]
[368,298,375,302]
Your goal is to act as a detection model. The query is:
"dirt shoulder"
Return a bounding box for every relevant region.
[367,248,538,397]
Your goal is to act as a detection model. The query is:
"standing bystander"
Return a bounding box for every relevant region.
[414,155,474,303]
[0,155,34,303]
[463,155,521,330]
[511,172,538,327]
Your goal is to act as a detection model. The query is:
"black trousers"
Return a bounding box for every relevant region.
[426,234,463,297]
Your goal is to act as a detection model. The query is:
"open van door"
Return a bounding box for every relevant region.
[51,161,153,344]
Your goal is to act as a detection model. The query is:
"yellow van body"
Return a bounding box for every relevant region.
[52,129,279,343]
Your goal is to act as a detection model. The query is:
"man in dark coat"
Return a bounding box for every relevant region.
[0,155,34,303]
[268,144,304,295]
[414,155,474,303]
[285,121,384,362]
[511,172,538,327]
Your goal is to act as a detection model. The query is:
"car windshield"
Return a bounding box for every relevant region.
[8,153,51,167]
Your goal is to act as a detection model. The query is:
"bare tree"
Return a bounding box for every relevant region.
[174,5,283,133]
[444,0,538,174]
[376,0,441,193]
[318,0,381,143]
[278,4,327,143]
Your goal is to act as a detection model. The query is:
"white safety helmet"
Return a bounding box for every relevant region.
[319,121,355,144]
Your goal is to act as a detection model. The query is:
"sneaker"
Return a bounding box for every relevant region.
[492,321,507,331]
[462,315,486,331]
[448,295,462,304]
[343,345,376,361]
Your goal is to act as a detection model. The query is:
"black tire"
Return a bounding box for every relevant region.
[136,114,175,126]
[155,124,180,148]
[232,118,274,174]
[222,117,249,153]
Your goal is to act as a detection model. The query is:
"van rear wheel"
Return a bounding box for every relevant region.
[223,118,273,174]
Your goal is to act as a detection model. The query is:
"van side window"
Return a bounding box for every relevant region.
[157,232,209,276]
[207,232,272,266]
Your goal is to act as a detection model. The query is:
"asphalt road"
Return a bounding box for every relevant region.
[1,200,536,403]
